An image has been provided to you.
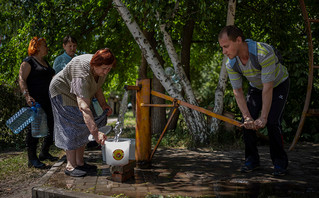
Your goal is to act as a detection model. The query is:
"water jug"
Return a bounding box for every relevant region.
[92,98,103,116]
[6,107,35,134]
[31,103,48,138]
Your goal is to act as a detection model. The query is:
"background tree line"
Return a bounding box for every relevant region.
[0,0,318,149]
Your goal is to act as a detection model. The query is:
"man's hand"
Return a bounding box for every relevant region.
[242,117,257,130]
[254,117,267,130]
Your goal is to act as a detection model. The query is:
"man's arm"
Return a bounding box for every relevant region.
[233,88,256,130]
[254,81,274,129]
[233,88,251,119]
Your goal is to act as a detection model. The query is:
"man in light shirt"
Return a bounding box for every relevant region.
[53,35,77,74]
[218,25,290,176]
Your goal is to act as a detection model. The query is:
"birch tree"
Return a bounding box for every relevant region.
[112,0,208,144]
[210,0,237,134]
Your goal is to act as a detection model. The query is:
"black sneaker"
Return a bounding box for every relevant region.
[273,165,287,176]
[39,153,59,162]
[28,159,46,169]
[241,161,260,173]
[77,163,97,172]
[65,168,87,177]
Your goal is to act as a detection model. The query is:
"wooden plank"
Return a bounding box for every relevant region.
[307,109,319,116]
[151,90,242,127]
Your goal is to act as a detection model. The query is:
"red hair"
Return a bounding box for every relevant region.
[28,37,46,56]
[90,48,116,68]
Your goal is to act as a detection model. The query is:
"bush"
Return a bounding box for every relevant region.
[0,83,27,151]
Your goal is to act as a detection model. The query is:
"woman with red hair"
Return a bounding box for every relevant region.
[49,49,114,177]
[19,37,58,168]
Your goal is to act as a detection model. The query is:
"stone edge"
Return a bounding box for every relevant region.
[31,155,112,198]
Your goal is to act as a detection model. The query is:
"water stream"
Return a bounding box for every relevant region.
[113,90,129,142]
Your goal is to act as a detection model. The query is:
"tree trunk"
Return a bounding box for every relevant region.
[113,0,208,145]
[210,0,237,134]
[139,30,148,80]
[159,23,208,144]
[152,75,166,134]
[168,17,195,131]
[143,30,167,135]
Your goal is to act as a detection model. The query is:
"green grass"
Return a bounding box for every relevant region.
[0,152,27,180]
[0,145,64,182]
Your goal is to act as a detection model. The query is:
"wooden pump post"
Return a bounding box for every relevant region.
[135,79,151,167]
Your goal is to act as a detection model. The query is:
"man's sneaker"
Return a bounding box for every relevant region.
[273,165,287,176]
[241,161,260,173]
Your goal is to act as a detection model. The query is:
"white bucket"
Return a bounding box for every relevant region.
[120,138,135,160]
[101,145,106,163]
[104,139,130,166]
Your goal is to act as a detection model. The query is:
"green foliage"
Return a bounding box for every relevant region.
[1,0,319,145]
[0,0,139,95]
[151,118,192,149]
[232,0,319,142]
[0,84,27,150]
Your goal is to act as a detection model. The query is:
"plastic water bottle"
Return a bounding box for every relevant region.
[164,67,182,92]
[31,103,48,138]
[6,107,35,134]
[92,98,103,116]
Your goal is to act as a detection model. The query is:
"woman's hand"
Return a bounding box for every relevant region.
[94,131,107,145]
[25,95,36,107]
[104,106,112,116]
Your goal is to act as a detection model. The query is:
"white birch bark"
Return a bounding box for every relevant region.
[113,0,207,143]
[210,0,237,134]
[112,0,180,98]
[160,23,207,143]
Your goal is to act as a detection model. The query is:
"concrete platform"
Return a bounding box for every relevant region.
[32,144,319,198]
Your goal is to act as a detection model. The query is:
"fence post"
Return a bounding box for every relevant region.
[135,79,151,168]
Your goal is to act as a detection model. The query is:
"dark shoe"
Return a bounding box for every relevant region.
[28,159,46,169]
[241,161,260,173]
[77,163,97,172]
[273,165,287,176]
[65,168,87,177]
[39,153,59,162]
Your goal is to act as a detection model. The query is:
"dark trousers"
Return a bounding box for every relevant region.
[243,78,290,169]
[26,97,54,161]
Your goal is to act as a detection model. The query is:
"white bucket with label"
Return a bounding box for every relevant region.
[120,138,135,160]
[104,139,130,166]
